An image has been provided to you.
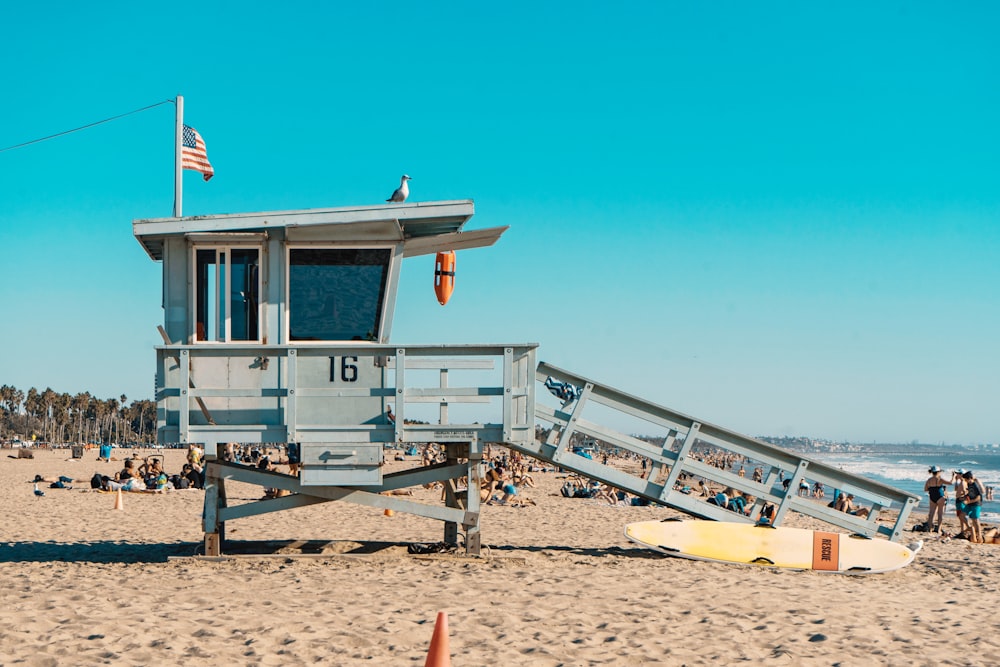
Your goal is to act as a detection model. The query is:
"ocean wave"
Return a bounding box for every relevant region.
[811,455,999,486]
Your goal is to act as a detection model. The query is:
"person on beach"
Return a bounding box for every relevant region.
[798,478,810,497]
[104,474,146,492]
[139,457,165,487]
[953,469,970,536]
[117,459,141,482]
[836,493,870,518]
[30,474,78,489]
[924,466,949,532]
[727,490,747,514]
[962,471,986,543]
[593,483,619,505]
[707,488,726,507]
[182,462,204,489]
[490,470,519,505]
[513,466,536,488]
[490,469,536,506]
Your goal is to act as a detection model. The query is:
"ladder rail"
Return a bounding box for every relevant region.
[530,362,918,541]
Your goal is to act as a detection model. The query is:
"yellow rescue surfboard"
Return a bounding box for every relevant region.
[624,519,921,575]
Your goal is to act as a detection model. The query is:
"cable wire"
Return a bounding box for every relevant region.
[0,99,175,153]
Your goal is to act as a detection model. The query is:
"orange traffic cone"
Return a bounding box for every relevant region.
[384,508,395,517]
[424,611,450,667]
[114,488,124,511]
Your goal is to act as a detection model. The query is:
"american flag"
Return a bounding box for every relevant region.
[182,125,214,181]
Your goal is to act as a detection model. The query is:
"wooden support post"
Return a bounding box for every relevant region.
[465,528,481,555]
[203,463,227,556]
[463,440,483,556]
[442,443,460,546]
[465,450,482,556]
[218,475,228,545]
[204,532,221,557]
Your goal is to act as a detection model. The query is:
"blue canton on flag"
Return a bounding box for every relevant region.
[182,125,214,181]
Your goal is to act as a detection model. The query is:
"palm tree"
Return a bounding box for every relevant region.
[40,388,56,442]
[5,386,25,439]
[70,392,90,443]
[104,398,119,444]
[24,388,41,441]
[1,384,162,446]
[53,392,71,443]
[131,399,156,445]
[90,396,107,444]
[0,385,12,439]
[119,394,128,444]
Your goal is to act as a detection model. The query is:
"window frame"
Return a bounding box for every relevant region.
[189,241,263,344]
[284,244,395,344]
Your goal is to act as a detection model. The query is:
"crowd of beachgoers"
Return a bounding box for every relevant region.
[7,437,1000,664]
[17,437,1000,546]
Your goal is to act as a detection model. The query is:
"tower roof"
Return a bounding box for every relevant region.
[133,199,507,261]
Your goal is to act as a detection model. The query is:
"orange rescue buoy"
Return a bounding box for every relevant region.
[434,251,456,305]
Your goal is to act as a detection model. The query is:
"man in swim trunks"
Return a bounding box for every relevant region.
[962,470,986,543]
[953,469,970,536]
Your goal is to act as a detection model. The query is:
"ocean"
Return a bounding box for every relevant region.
[808,448,1000,523]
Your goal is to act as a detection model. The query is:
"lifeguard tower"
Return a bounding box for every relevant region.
[134,199,918,557]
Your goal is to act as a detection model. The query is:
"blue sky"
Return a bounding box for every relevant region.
[1,2,997,445]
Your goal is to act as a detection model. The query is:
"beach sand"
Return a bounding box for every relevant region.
[2,447,998,666]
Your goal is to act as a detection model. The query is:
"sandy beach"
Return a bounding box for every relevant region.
[2,447,998,666]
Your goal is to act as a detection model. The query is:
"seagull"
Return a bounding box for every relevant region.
[33,483,44,497]
[386,175,412,202]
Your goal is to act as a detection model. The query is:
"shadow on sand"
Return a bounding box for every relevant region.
[0,539,665,563]
[0,540,201,564]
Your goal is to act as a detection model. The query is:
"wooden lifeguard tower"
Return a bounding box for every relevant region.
[134,200,537,555]
[134,199,918,557]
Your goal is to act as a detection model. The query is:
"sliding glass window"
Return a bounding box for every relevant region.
[194,247,260,342]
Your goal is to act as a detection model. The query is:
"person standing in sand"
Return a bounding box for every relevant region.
[953,469,970,536]
[924,466,949,532]
[187,444,203,468]
[962,471,986,543]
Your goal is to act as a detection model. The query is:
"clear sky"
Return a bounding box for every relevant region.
[1,2,996,445]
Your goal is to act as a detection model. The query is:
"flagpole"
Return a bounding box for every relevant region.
[174,95,183,217]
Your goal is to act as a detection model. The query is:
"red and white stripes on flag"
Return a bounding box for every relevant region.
[182,125,214,181]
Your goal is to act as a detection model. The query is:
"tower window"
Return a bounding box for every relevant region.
[194,247,260,342]
[288,248,390,341]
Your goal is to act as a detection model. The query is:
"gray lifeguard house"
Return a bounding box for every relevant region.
[134,199,917,557]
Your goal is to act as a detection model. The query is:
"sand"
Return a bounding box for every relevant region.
[1,447,998,666]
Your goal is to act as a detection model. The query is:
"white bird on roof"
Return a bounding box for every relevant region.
[386,174,412,203]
